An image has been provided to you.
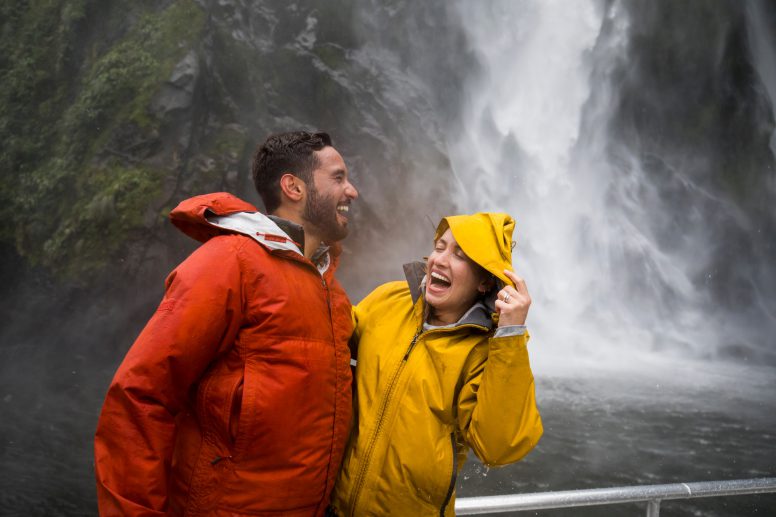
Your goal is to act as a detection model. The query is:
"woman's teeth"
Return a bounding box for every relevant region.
[430,271,451,286]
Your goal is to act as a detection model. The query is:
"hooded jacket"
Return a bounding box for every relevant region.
[94,192,353,516]
[331,213,542,516]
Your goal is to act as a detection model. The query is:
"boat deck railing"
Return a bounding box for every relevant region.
[455,477,776,516]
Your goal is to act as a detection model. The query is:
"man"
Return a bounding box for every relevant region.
[95,131,359,516]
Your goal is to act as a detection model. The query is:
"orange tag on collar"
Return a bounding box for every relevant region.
[260,233,287,243]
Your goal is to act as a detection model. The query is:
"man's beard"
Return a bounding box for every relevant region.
[303,185,348,243]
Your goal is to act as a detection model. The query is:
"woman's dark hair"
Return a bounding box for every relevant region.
[251,131,332,212]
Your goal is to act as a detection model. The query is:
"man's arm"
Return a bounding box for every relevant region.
[94,237,246,516]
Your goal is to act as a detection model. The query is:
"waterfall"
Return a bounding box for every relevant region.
[746,0,776,162]
[446,0,736,371]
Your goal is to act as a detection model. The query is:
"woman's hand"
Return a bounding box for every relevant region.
[495,269,531,327]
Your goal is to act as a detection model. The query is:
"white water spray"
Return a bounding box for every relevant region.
[746,0,776,163]
[447,0,718,372]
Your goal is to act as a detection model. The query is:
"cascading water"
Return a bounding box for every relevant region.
[446,0,775,372]
[746,0,776,161]
[447,1,642,369]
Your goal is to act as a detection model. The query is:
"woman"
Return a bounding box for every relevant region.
[331,213,543,516]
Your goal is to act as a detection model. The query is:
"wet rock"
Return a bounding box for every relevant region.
[151,50,200,115]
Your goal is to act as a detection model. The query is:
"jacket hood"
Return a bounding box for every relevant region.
[434,212,516,288]
[170,192,259,243]
[169,192,342,271]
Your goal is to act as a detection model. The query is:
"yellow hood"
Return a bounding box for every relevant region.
[435,212,516,287]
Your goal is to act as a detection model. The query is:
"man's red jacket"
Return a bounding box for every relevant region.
[94,193,353,516]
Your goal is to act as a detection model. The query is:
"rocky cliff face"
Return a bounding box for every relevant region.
[1,0,474,292]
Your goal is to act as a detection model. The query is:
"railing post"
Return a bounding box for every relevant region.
[645,499,660,517]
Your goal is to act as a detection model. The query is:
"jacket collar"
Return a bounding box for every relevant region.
[267,215,306,252]
[403,261,427,306]
[205,211,331,274]
[267,215,331,271]
[422,302,492,331]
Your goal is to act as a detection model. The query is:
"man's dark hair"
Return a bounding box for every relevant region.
[252,131,333,212]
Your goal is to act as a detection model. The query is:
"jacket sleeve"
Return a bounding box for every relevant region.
[94,237,246,516]
[457,332,543,467]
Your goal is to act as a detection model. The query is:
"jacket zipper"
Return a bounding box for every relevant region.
[322,277,332,320]
[272,249,340,510]
[347,330,421,514]
[439,432,458,516]
[347,323,488,515]
[319,274,340,509]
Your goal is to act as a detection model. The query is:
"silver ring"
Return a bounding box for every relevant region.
[503,293,511,303]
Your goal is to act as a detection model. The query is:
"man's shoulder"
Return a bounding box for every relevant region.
[199,233,258,251]
[180,233,266,270]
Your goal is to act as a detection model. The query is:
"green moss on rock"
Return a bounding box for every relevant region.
[42,162,165,278]
[4,0,206,281]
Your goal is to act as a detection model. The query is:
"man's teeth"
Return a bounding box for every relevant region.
[430,272,450,284]
[337,205,349,213]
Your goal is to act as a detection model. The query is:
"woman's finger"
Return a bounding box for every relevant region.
[503,269,523,286]
[503,269,527,293]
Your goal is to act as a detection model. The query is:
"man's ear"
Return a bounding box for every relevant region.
[279,173,306,202]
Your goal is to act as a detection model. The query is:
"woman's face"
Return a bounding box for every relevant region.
[425,229,489,325]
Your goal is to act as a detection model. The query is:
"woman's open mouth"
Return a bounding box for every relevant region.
[428,271,451,293]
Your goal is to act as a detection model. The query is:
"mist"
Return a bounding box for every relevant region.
[1,0,775,515]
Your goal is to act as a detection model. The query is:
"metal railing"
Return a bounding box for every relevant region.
[455,477,776,516]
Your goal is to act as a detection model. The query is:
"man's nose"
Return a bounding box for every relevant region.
[345,181,359,200]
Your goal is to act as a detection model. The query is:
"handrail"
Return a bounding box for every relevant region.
[455,477,776,516]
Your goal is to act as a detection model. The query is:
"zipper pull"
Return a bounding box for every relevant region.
[211,455,232,465]
[403,332,421,361]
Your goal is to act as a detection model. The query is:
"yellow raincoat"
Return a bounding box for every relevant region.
[331,213,543,516]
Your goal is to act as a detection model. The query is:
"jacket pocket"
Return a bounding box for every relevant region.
[196,364,245,450]
[439,432,458,517]
[228,377,243,446]
[231,360,260,457]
